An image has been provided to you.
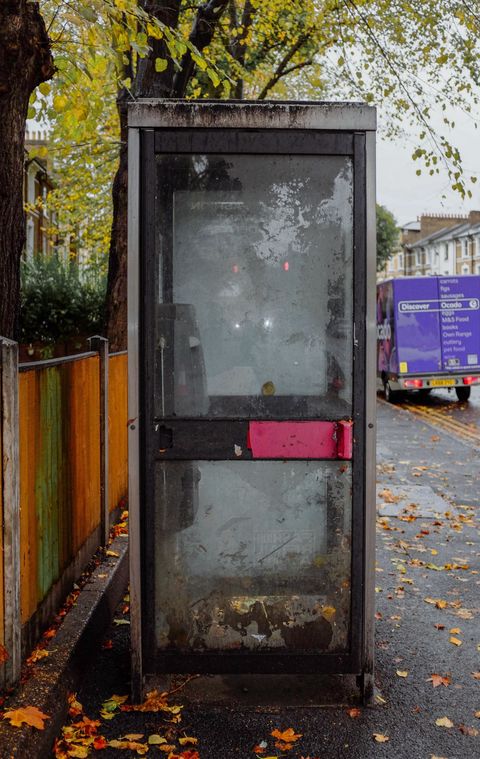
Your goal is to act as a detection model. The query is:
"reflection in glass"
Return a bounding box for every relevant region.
[155,154,353,418]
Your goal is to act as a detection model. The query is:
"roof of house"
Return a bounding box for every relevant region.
[409,222,471,249]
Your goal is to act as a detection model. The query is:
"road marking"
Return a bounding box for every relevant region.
[399,403,480,446]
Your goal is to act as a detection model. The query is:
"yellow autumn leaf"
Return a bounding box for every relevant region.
[179,736,198,746]
[396,670,409,678]
[449,637,462,646]
[449,627,461,634]
[435,717,454,728]
[373,733,389,742]
[3,705,50,730]
[148,734,167,745]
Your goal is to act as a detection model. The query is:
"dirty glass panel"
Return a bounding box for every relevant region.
[155,154,353,418]
[153,461,352,653]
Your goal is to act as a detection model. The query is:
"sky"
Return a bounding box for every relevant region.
[376,105,480,227]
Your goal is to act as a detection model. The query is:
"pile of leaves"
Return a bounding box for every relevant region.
[53,690,200,758]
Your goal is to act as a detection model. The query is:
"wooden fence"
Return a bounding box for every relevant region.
[0,340,128,688]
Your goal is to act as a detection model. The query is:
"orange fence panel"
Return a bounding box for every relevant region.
[19,355,101,625]
[108,353,128,514]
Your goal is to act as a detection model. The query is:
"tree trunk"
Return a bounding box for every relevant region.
[0,1,54,339]
[105,96,129,353]
[106,1,182,351]
[106,0,229,351]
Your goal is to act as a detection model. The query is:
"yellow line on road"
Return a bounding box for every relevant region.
[401,403,480,446]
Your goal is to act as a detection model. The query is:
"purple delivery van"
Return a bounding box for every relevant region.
[377,275,480,402]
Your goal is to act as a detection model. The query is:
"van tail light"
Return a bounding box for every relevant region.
[463,376,478,385]
[404,379,423,388]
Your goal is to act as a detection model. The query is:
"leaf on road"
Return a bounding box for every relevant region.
[100,693,128,719]
[428,674,451,688]
[373,733,389,742]
[109,739,149,754]
[271,728,302,743]
[179,736,198,746]
[396,670,409,678]
[458,724,479,736]
[435,717,454,728]
[67,693,83,717]
[3,705,50,730]
[148,734,167,745]
[347,708,361,718]
[424,598,448,609]
[449,636,462,646]
[106,550,119,557]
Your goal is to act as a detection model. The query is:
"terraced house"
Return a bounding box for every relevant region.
[382,210,480,279]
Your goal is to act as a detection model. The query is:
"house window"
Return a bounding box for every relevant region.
[398,253,403,269]
[462,239,469,258]
[415,251,421,266]
[462,264,470,274]
[444,244,449,260]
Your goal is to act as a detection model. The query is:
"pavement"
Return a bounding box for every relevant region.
[4,396,480,758]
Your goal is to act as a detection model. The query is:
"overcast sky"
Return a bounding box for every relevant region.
[376,105,480,227]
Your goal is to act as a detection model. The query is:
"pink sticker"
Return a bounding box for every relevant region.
[247,421,338,459]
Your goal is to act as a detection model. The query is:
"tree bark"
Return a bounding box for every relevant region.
[0,1,54,339]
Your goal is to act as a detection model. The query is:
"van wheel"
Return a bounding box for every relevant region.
[455,386,471,402]
[384,381,400,403]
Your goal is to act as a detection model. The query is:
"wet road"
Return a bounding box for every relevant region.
[381,385,480,446]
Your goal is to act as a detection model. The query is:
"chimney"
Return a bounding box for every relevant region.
[420,213,467,238]
[468,210,480,225]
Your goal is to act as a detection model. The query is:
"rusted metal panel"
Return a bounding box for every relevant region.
[108,352,128,516]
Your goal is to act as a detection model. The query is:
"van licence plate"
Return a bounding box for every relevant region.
[429,379,456,387]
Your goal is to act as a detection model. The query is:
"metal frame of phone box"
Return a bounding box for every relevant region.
[127,100,377,702]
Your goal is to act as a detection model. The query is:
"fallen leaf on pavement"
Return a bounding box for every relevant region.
[472,672,480,680]
[458,724,478,736]
[122,733,144,740]
[100,693,128,720]
[106,550,119,557]
[109,739,149,754]
[424,598,448,609]
[428,674,451,688]
[68,693,83,717]
[271,728,302,743]
[347,708,361,718]
[3,705,50,730]
[396,670,409,678]
[435,717,454,728]
[449,637,462,646]
[148,735,167,745]
[179,736,198,746]
[93,736,108,749]
[449,628,461,635]
[373,733,389,742]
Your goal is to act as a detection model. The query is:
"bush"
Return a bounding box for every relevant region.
[20,254,107,345]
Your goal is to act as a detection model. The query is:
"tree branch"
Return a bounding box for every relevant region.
[257,33,309,100]
[172,0,229,97]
